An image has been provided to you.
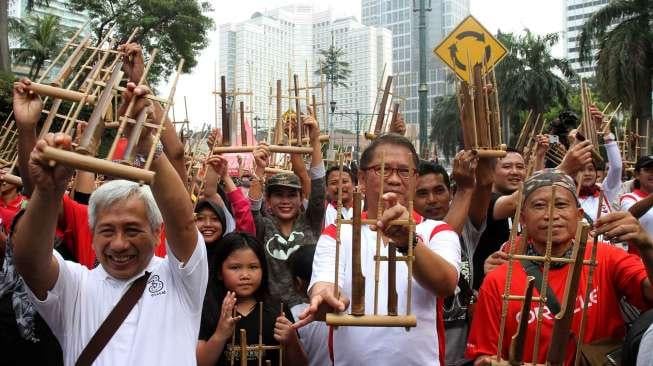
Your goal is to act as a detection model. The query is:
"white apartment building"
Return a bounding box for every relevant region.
[218,4,392,134]
[361,0,470,129]
[10,0,88,30]
[563,0,609,79]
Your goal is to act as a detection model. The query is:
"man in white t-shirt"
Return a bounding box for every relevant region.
[323,165,356,227]
[12,82,207,366]
[294,133,461,365]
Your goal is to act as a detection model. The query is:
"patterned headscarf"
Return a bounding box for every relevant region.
[523,168,579,205]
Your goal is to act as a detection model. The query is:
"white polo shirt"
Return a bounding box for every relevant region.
[323,202,354,228]
[310,217,460,366]
[26,233,208,366]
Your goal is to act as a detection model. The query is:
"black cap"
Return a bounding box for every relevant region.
[635,155,653,171]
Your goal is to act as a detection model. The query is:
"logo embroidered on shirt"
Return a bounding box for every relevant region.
[147,274,166,296]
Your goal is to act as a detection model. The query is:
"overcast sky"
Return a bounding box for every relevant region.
[164,0,564,129]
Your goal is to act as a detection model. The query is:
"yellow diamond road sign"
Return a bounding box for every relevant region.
[433,15,507,82]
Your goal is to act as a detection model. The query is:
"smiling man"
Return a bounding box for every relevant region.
[12,88,207,365]
[466,169,653,365]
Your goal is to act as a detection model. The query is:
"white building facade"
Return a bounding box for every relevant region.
[563,0,609,79]
[218,5,392,134]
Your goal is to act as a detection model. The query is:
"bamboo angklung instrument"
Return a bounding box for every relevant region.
[366,75,393,140]
[293,74,303,146]
[546,221,590,365]
[221,76,230,145]
[457,63,506,159]
[326,151,417,328]
[508,276,535,366]
[227,302,283,366]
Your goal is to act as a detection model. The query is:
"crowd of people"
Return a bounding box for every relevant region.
[3,43,653,366]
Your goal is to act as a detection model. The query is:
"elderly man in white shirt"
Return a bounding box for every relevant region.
[12,81,207,366]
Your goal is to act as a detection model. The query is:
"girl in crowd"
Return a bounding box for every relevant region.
[196,233,307,366]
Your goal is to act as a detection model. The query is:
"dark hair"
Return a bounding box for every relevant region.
[194,199,228,244]
[359,133,419,170]
[326,165,355,185]
[287,245,315,283]
[201,232,269,327]
[418,160,450,189]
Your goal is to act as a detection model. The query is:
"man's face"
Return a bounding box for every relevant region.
[327,171,354,204]
[494,152,525,194]
[267,187,302,222]
[521,186,581,252]
[92,197,159,280]
[195,207,224,243]
[580,163,597,187]
[359,144,415,208]
[636,166,653,193]
[415,173,451,220]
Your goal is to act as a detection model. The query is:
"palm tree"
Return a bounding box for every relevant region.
[1,0,50,73]
[10,13,68,79]
[430,94,460,159]
[495,30,576,144]
[578,0,653,133]
[315,43,351,90]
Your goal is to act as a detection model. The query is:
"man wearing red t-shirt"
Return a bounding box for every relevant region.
[466,169,653,365]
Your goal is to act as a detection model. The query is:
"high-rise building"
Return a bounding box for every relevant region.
[563,0,609,79]
[361,0,470,131]
[218,4,392,134]
[10,0,88,30]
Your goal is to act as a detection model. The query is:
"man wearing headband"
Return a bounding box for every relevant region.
[466,169,653,365]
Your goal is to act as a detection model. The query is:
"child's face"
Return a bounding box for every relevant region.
[221,248,262,299]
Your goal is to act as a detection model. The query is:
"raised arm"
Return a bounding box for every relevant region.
[302,110,326,235]
[13,133,74,300]
[12,78,41,196]
[207,154,255,235]
[444,150,477,234]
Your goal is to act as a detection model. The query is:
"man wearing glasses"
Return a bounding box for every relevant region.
[294,133,461,365]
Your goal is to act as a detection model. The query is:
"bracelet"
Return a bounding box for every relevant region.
[397,236,419,255]
[133,142,163,169]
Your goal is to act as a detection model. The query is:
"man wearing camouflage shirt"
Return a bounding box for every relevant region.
[248,111,325,306]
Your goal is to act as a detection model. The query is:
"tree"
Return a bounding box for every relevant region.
[315,43,351,89]
[578,0,653,133]
[494,30,576,144]
[430,94,460,159]
[1,0,49,73]
[68,0,213,84]
[0,70,14,123]
[10,13,68,79]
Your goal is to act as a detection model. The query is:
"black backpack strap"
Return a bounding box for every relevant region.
[520,260,561,315]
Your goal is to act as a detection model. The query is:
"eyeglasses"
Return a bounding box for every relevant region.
[363,165,414,179]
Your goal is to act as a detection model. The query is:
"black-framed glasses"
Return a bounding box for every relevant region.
[363,165,413,179]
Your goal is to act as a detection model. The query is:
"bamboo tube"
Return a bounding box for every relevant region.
[405,162,416,317]
[26,83,98,104]
[509,276,535,365]
[326,314,417,327]
[263,167,293,175]
[474,149,507,158]
[531,186,556,364]
[213,145,313,154]
[352,191,365,314]
[288,135,329,145]
[240,329,247,366]
[293,74,302,145]
[51,35,91,87]
[221,76,230,145]
[373,76,393,135]
[334,154,344,305]
[1,173,22,186]
[373,152,385,315]
[121,106,150,162]
[258,302,263,366]
[42,146,154,184]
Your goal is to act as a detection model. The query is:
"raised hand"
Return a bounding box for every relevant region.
[294,282,348,329]
[206,154,229,178]
[13,78,43,129]
[252,143,270,171]
[451,150,478,190]
[375,192,411,246]
[213,291,242,342]
[558,139,593,176]
[207,128,222,149]
[29,133,74,194]
[389,111,406,136]
[534,134,550,157]
[118,43,145,83]
[594,211,653,249]
[301,106,320,143]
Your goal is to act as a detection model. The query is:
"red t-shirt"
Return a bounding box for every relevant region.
[466,243,651,364]
[0,193,26,232]
[60,195,167,269]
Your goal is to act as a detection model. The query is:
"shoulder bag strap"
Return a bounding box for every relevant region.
[75,271,151,366]
[520,260,561,315]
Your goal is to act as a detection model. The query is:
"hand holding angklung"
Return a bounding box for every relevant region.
[206,155,229,178]
[452,150,477,190]
[293,284,348,329]
[273,314,298,344]
[375,192,410,247]
[13,78,43,128]
[30,133,74,193]
[594,211,653,250]
[252,143,270,170]
[118,43,145,83]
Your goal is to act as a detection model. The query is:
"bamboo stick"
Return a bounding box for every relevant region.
[213,145,313,154]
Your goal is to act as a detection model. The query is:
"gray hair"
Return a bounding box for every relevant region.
[88,180,163,231]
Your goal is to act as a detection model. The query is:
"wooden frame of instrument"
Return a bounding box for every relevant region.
[227,301,284,366]
[326,152,418,328]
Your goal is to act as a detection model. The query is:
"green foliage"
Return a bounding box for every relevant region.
[578,0,653,124]
[68,0,213,85]
[430,94,460,159]
[0,71,15,123]
[315,44,351,88]
[9,14,70,78]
